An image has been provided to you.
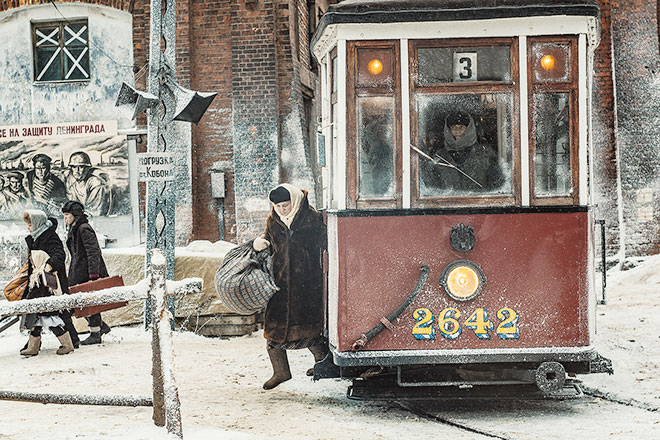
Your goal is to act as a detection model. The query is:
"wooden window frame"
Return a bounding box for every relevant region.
[329,48,337,208]
[528,36,579,206]
[409,37,521,208]
[346,40,402,209]
[32,19,90,83]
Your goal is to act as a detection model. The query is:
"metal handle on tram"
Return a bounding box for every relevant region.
[595,219,607,305]
[351,265,429,351]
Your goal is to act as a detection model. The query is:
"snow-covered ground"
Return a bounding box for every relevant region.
[0,255,659,439]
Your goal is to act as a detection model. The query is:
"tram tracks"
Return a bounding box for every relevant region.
[393,401,512,440]
[582,386,660,413]
[390,386,660,439]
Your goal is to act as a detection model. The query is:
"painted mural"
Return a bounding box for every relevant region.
[0,135,129,220]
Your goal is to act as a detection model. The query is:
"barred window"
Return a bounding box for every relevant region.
[33,20,90,82]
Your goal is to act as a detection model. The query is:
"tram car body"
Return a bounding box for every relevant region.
[311,0,612,397]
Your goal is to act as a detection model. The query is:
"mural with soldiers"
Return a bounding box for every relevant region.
[0,135,129,220]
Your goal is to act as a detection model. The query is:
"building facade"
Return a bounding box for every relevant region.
[0,0,658,264]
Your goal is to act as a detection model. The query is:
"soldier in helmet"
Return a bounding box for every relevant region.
[65,151,111,216]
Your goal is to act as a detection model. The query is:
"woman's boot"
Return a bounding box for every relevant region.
[263,347,292,390]
[306,344,328,376]
[56,332,74,355]
[20,335,41,356]
[81,328,102,345]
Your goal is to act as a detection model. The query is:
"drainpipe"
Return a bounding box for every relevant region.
[210,170,226,240]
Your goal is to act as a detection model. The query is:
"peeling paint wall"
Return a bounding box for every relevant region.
[0,4,140,248]
[0,4,134,129]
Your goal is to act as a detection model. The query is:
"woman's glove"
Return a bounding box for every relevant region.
[253,236,271,251]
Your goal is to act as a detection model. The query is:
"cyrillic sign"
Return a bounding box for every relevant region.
[137,153,175,181]
[0,120,118,140]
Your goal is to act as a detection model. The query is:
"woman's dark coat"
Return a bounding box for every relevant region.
[263,192,327,343]
[66,216,108,287]
[24,218,69,323]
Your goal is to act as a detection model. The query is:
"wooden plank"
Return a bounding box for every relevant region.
[191,324,258,337]
[0,316,19,333]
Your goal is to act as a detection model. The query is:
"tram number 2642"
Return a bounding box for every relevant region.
[412,307,520,341]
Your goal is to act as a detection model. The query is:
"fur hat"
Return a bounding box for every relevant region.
[446,111,470,127]
[268,186,291,204]
[61,200,85,217]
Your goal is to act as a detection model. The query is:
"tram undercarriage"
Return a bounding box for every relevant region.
[316,357,613,400]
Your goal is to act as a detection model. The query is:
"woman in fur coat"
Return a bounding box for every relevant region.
[20,209,76,356]
[253,183,328,389]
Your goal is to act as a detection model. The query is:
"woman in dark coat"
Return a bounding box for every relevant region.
[62,200,110,345]
[420,111,504,194]
[253,183,327,390]
[20,209,75,356]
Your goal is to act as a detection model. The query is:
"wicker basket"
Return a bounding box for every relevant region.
[214,241,278,315]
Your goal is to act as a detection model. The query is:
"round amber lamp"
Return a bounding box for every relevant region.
[440,260,486,301]
[446,266,480,299]
[540,54,556,71]
[367,59,384,75]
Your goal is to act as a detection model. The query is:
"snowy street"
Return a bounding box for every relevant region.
[1,256,659,439]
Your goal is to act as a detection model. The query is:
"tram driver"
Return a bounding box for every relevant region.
[420,111,504,195]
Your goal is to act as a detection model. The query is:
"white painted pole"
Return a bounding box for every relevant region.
[149,249,183,438]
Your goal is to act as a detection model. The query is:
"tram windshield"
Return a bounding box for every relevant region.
[342,36,579,208]
[412,40,515,200]
[416,93,513,197]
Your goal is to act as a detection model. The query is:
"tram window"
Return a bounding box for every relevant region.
[332,55,338,94]
[358,96,395,198]
[533,93,572,196]
[528,37,577,204]
[347,41,400,208]
[357,49,394,88]
[532,43,570,83]
[416,93,513,197]
[417,46,511,84]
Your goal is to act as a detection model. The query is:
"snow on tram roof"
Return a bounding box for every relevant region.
[312,0,599,48]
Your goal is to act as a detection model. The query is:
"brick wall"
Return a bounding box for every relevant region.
[230,0,280,241]
[592,0,620,256]
[0,0,320,244]
[609,0,660,258]
[187,0,235,241]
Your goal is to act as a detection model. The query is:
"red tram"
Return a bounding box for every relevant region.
[310,0,612,398]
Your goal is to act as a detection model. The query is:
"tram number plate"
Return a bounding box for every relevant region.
[412,307,519,341]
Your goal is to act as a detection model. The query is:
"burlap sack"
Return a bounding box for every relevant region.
[214,241,278,315]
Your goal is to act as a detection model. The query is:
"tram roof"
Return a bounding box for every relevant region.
[312,0,599,48]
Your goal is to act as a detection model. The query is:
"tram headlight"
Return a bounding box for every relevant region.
[540,54,556,71]
[440,260,486,301]
[368,59,384,75]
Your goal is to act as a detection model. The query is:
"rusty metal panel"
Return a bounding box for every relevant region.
[331,210,590,353]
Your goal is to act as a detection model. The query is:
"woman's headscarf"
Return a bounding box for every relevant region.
[24,209,52,240]
[269,183,304,229]
[444,113,478,152]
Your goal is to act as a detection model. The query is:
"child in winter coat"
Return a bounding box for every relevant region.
[20,209,75,356]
